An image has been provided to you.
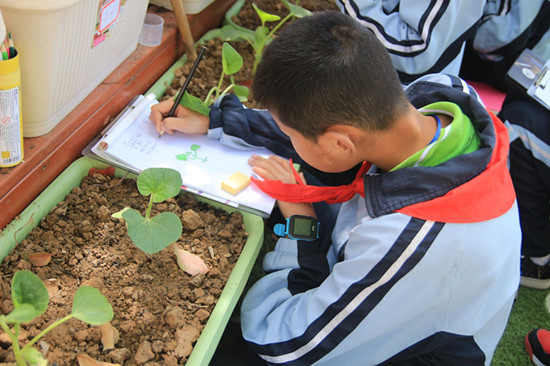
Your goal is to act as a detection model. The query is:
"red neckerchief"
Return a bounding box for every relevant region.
[251,111,516,223]
[250,160,371,204]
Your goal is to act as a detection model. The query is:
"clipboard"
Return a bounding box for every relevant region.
[506,49,550,110]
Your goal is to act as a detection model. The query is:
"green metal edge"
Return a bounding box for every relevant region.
[0,156,264,366]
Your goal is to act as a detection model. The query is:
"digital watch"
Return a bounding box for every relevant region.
[273,215,320,241]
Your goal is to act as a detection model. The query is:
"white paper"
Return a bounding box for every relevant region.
[99,96,276,215]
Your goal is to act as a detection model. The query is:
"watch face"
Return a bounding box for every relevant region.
[288,215,318,240]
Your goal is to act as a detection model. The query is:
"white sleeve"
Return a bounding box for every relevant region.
[337,0,485,79]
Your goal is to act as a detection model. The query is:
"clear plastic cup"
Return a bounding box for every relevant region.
[138,13,164,47]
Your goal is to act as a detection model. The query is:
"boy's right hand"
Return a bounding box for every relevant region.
[149,99,210,135]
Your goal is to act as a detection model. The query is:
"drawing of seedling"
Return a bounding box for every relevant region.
[176,144,208,163]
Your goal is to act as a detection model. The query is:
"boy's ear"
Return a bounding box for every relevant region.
[321,128,357,156]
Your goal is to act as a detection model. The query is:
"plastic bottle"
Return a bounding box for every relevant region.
[0,30,23,167]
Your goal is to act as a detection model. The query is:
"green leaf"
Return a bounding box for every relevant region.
[252,3,281,24]
[71,286,113,325]
[287,3,312,18]
[233,84,250,102]
[122,209,183,254]
[4,303,40,323]
[222,43,243,76]
[22,346,47,366]
[112,207,130,219]
[137,167,182,203]
[179,92,210,115]
[176,154,188,161]
[11,271,49,318]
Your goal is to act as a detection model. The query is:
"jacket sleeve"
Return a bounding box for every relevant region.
[336,0,485,82]
[240,213,447,365]
[207,94,299,160]
[472,0,550,62]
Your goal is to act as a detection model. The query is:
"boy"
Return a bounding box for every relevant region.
[150,11,520,365]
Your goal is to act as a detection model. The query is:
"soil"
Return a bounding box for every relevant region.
[161,0,339,109]
[0,1,339,365]
[0,172,248,365]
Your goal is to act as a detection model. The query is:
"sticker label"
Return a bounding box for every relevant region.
[93,0,123,48]
[0,86,22,166]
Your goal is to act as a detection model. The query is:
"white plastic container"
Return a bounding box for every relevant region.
[0,0,150,137]
[149,0,215,14]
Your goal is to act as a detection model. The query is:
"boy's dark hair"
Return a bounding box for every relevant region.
[252,11,410,140]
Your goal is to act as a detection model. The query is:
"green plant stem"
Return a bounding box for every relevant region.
[204,86,218,107]
[22,314,73,350]
[215,71,226,100]
[269,13,293,38]
[220,84,235,97]
[0,319,26,365]
[145,195,154,219]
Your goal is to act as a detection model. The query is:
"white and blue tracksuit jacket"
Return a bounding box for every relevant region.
[207,74,521,365]
[335,0,485,83]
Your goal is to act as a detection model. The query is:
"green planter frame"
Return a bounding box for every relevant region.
[0,157,264,366]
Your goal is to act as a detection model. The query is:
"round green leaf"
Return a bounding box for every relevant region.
[222,43,244,76]
[4,303,41,324]
[11,271,49,316]
[122,209,183,254]
[71,286,113,325]
[137,167,182,203]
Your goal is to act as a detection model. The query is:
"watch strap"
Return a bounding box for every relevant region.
[273,218,290,237]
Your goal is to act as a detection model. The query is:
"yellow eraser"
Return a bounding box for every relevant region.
[221,171,250,195]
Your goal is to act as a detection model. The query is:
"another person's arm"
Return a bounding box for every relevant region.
[337,0,485,82]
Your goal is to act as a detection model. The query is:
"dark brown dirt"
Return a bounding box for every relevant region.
[0,172,247,365]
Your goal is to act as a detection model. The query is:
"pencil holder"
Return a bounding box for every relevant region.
[0,49,23,167]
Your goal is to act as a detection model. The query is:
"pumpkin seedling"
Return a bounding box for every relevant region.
[114,167,183,254]
[221,0,311,74]
[179,42,249,117]
[0,270,113,366]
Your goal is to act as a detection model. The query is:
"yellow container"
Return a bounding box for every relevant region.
[0,0,149,137]
[0,49,23,167]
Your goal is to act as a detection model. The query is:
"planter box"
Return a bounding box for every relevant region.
[0,0,150,137]
[0,156,264,366]
[222,0,254,37]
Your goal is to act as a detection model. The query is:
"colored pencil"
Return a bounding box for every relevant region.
[0,44,7,61]
[3,37,9,59]
[8,33,14,58]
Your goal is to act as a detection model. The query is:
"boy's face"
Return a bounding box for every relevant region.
[272,113,359,173]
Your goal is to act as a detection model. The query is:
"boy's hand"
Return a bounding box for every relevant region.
[149,99,210,135]
[248,155,301,184]
[249,155,316,218]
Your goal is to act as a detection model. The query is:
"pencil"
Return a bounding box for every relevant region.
[3,37,9,59]
[8,33,14,58]
[160,46,207,138]
[0,44,7,61]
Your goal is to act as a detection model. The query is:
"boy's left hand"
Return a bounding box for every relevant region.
[248,155,301,184]
[249,155,316,219]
